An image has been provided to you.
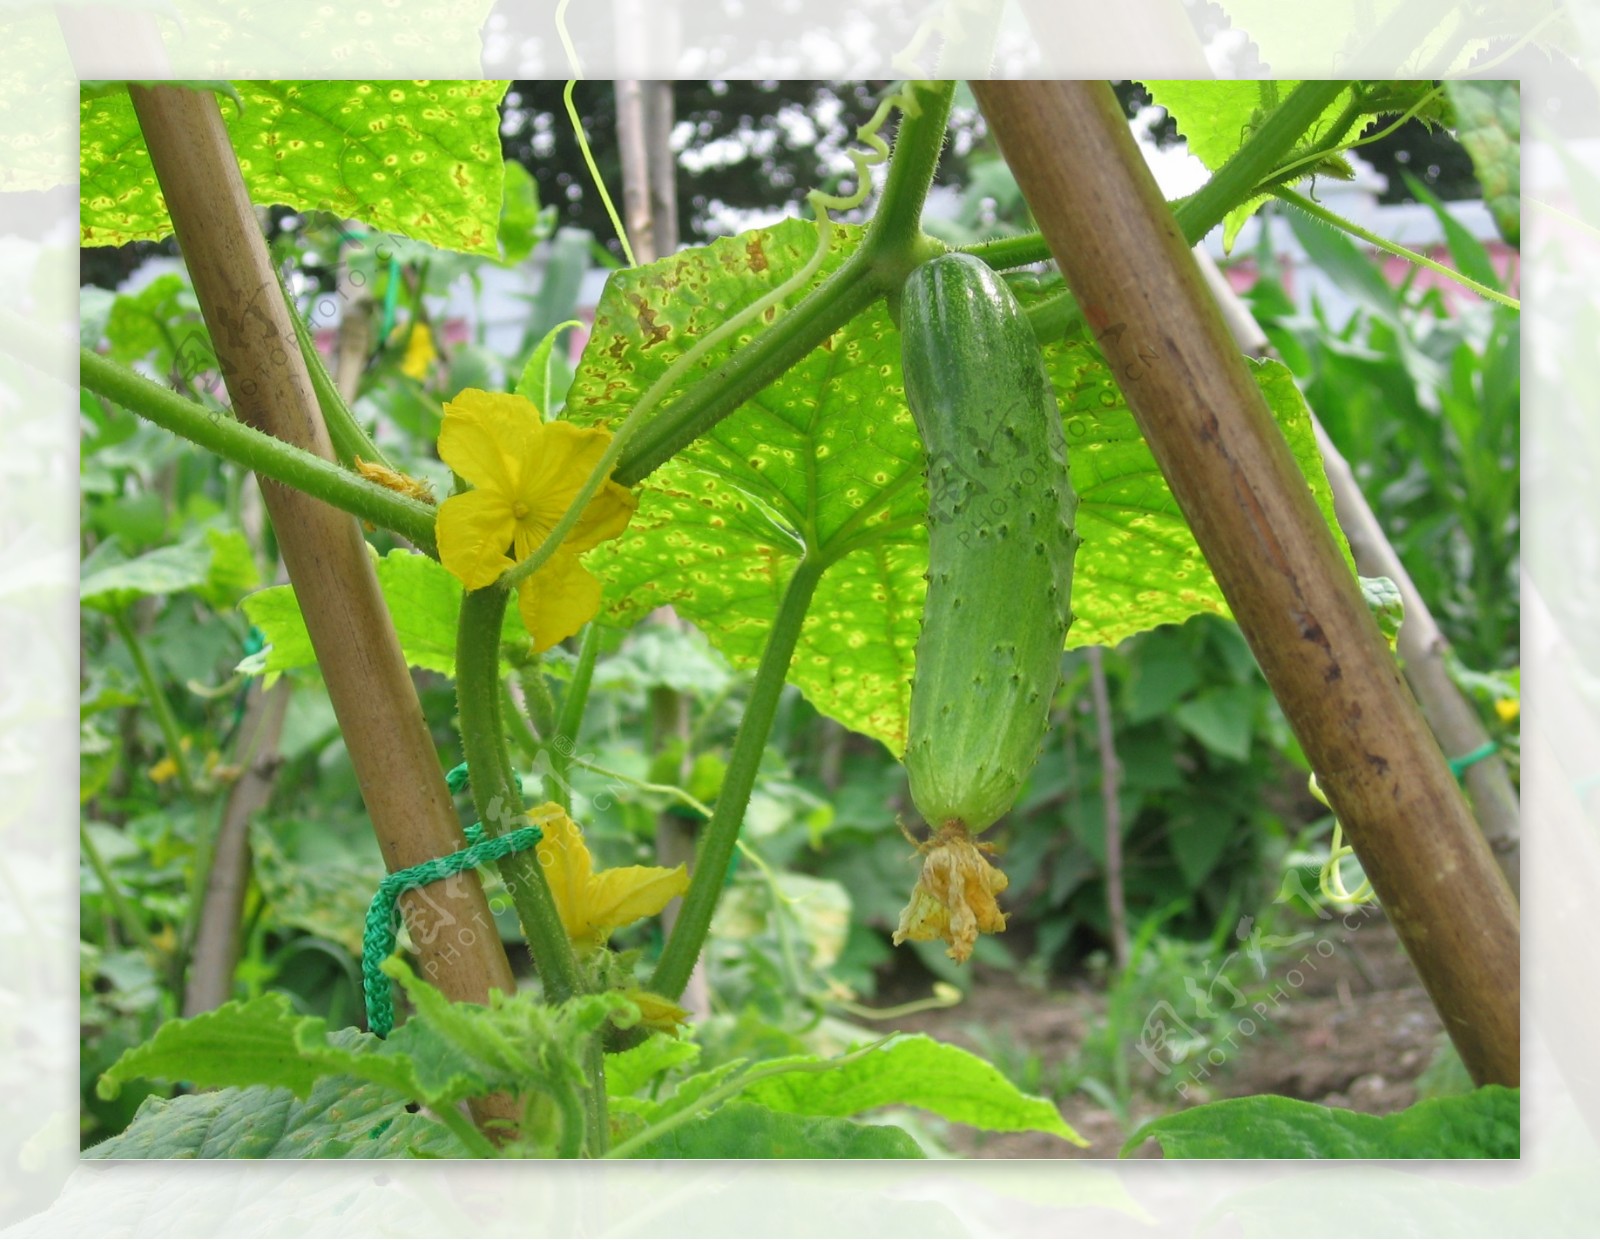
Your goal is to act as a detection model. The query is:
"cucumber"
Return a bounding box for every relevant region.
[900,251,1080,836]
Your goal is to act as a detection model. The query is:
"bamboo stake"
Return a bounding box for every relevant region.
[127,85,520,1085]
[973,80,1519,1087]
[1195,248,1522,890]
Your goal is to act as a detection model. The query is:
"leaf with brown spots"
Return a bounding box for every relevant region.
[79,80,508,255]
[568,221,1345,751]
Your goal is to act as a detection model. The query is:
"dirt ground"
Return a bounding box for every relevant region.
[887,914,1451,1158]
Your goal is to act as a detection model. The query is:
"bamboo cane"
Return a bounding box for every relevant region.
[973,80,1519,1087]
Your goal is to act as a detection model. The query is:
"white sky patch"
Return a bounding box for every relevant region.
[1132,105,1211,199]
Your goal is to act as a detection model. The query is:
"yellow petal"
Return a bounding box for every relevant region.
[580,863,688,948]
[398,322,437,380]
[438,389,545,497]
[529,804,689,950]
[531,805,595,941]
[620,989,691,1036]
[892,823,1008,963]
[516,551,602,653]
[1494,698,1519,723]
[567,477,640,555]
[506,422,632,559]
[437,488,517,590]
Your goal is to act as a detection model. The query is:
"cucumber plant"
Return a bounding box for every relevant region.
[77,76,1513,1157]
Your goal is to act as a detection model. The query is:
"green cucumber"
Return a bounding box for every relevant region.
[900,252,1079,835]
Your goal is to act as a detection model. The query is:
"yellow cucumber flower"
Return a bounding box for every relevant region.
[394,321,437,380]
[530,804,689,951]
[435,389,636,651]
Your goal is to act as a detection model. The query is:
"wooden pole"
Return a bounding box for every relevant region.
[1196,248,1522,890]
[127,85,520,1057]
[972,80,1519,1087]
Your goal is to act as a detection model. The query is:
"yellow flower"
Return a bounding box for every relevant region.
[893,822,1008,963]
[1494,697,1520,723]
[395,321,437,380]
[620,988,691,1036]
[435,389,637,652]
[529,803,688,951]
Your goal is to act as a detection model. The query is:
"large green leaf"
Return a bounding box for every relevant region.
[81,528,256,613]
[95,964,636,1156]
[625,1100,924,1158]
[571,219,1346,752]
[240,548,526,678]
[1123,1086,1519,1157]
[742,1033,1086,1145]
[81,80,508,255]
[1444,80,1519,247]
[84,1070,463,1158]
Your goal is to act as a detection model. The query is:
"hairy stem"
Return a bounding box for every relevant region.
[80,347,438,553]
[1178,80,1351,242]
[859,80,956,275]
[650,555,827,999]
[1273,186,1520,310]
[612,82,955,486]
[455,586,582,1004]
[276,270,391,470]
[546,622,602,812]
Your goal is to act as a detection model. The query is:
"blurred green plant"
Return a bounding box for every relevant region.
[1244,183,1519,675]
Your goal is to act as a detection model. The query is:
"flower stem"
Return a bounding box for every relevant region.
[649,554,827,1000]
[455,585,582,1004]
[79,346,438,553]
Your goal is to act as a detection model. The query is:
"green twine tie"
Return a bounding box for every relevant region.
[361,763,538,1037]
[1448,741,1498,779]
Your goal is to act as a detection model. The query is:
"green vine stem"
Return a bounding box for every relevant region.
[435,1099,502,1158]
[1177,79,1350,244]
[650,554,827,1000]
[454,585,582,1005]
[1273,186,1520,310]
[80,346,438,553]
[547,623,602,811]
[517,657,560,740]
[609,252,880,488]
[276,270,392,471]
[1003,82,1355,344]
[113,609,199,802]
[857,80,955,273]
[500,678,542,765]
[611,81,954,487]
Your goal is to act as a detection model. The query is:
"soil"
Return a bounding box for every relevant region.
[883,912,1451,1158]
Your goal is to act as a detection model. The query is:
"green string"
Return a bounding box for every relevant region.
[361,762,537,1037]
[379,253,402,344]
[1448,741,1499,778]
